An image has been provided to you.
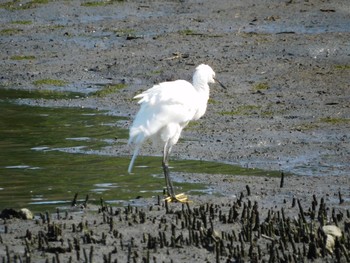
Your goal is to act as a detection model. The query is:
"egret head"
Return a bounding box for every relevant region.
[194,64,226,89]
[194,64,216,84]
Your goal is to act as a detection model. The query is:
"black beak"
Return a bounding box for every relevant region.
[214,78,227,89]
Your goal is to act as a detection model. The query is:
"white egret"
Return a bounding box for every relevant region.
[128,64,225,202]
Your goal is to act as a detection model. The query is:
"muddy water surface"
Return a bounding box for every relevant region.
[0,90,280,212]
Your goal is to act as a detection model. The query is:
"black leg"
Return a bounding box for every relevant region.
[162,160,175,197]
[162,141,188,203]
[162,141,175,198]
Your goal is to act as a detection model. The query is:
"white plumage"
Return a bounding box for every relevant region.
[128,64,223,201]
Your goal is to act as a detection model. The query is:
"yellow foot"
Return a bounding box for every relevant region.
[164,193,189,203]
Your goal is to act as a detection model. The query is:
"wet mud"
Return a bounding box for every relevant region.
[1,174,349,262]
[1,0,348,175]
[0,0,349,262]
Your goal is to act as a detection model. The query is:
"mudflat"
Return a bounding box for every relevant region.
[0,0,349,262]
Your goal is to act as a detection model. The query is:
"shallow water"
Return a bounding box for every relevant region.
[0,89,280,212]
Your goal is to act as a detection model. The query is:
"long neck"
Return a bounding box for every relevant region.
[192,74,210,120]
[192,73,210,93]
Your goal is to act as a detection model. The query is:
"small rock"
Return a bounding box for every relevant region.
[19,208,33,220]
[0,208,33,220]
[322,225,342,253]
